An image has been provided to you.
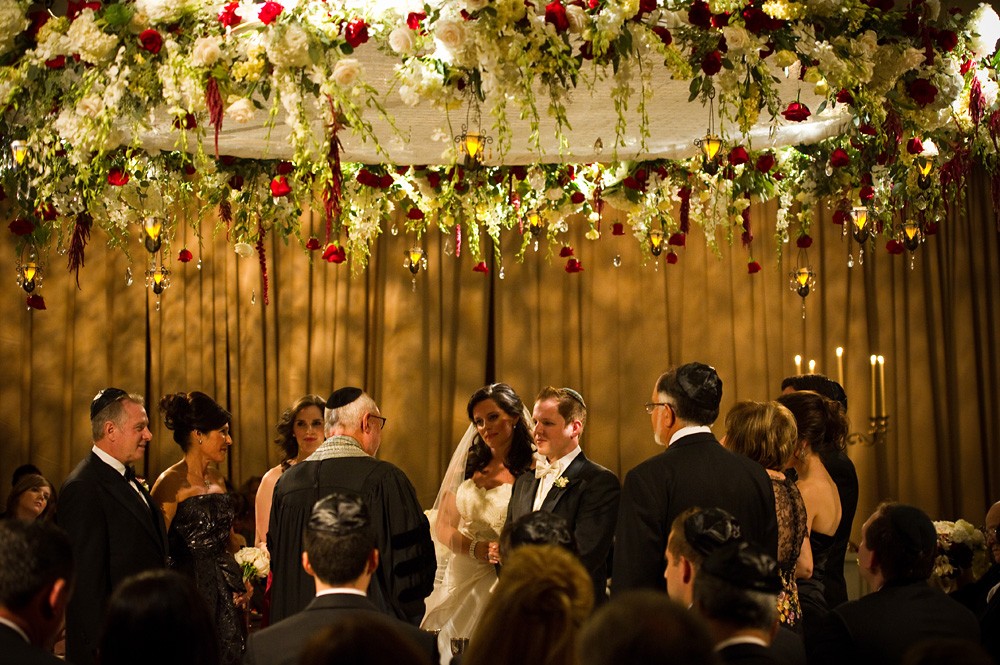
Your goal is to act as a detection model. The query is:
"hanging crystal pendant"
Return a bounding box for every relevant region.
[125,267,134,286]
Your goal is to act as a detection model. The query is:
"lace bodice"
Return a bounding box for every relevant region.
[455,479,512,541]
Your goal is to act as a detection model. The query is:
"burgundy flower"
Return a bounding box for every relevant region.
[356,168,381,187]
[378,174,393,189]
[545,1,570,33]
[344,18,369,48]
[276,161,293,175]
[688,0,712,28]
[906,137,924,155]
[269,175,291,197]
[836,89,853,105]
[184,164,196,175]
[907,78,938,107]
[742,7,770,35]
[323,244,346,263]
[178,248,194,262]
[407,207,424,220]
[741,229,753,245]
[258,1,284,25]
[833,209,850,225]
[173,113,197,130]
[859,185,875,202]
[66,0,101,20]
[666,251,678,264]
[570,191,586,204]
[885,240,905,255]
[728,146,749,165]
[36,203,57,221]
[937,30,958,52]
[406,12,426,30]
[228,174,244,190]
[9,218,34,236]
[924,221,938,235]
[511,165,528,181]
[218,1,241,27]
[44,55,66,69]
[138,29,163,54]
[26,295,46,310]
[634,0,656,18]
[305,237,321,251]
[564,258,583,273]
[755,153,775,173]
[107,168,130,186]
[858,124,877,136]
[668,232,686,247]
[559,246,574,257]
[612,222,625,236]
[796,234,813,248]
[427,171,441,189]
[747,260,762,274]
[830,148,850,168]
[781,101,811,122]
[652,26,672,47]
[702,50,723,76]
[472,261,489,273]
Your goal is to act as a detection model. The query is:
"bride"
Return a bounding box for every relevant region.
[421,383,534,658]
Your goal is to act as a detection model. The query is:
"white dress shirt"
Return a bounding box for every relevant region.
[533,445,582,511]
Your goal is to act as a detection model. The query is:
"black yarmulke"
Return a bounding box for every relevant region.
[684,507,742,557]
[308,492,370,535]
[702,541,782,594]
[326,387,363,409]
[676,362,723,411]
[91,387,128,419]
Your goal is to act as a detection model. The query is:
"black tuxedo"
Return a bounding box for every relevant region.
[0,624,65,665]
[243,593,438,665]
[612,432,778,594]
[807,579,981,665]
[57,452,168,665]
[507,449,620,603]
[717,641,782,665]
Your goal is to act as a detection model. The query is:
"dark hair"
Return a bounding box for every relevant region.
[775,390,848,455]
[12,463,41,486]
[159,391,232,451]
[781,374,848,412]
[578,590,719,665]
[693,571,777,632]
[864,502,937,584]
[667,507,742,568]
[302,493,378,586]
[465,383,533,478]
[99,570,219,665]
[4,473,56,521]
[656,365,722,426]
[299,614,432,665]
[0,520,73,611]
[274,394,326,466]
[500,510,578,562]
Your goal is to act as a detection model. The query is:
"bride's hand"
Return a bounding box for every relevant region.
[487,541,501,565]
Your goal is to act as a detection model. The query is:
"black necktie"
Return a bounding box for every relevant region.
[124,465,136,483]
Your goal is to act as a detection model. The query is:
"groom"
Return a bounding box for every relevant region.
[505,387,620,604]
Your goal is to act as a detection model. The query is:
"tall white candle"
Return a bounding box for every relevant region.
[794,355,802,375]
[870,355,877,415]
[878,355,886,417]
[835,347,844,387]
[808,359,816,373]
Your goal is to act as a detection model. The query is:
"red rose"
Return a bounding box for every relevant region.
[323,244,347,263]
[406,12,426,30]
[885,240,905,255]
[859,185,875,202]
[545,1,570,33]
[305,237,321,251]
[427,171,441,189]
[937,30,957,52]
[742,6,770,34]
[688,0,712,28]
[570,191,586,204]
[559,246,574,257]
[858,124,877,136]
[344,18,369,48]
[276,161,293,175]
[612,223,625,236]
[138,29,163,54]
[907,78,937,107]
[218,1,241,27]
[755,153,775,173]
[666,251,678,264]
[67,0,101,20]
[173,113,197,130]
[833,209,850,225]
[906,137,924,155]
[45,55,66,69]
[26,295,46,310]
[741,230,753,245]
[635,0,656,18]
[472,261,489,273]
[270,175,291,197]
[9,218,34,235]
[702,50,723,76]
[228,174,244,190]
[564,258,583,273]
[178,248,194,262]
[668,232,686,247]
[511,165,528,180]
[747,260,762,274]
[836,89,853,105]
[356,168,380,187]
[728,146,749,165]
[830,148,850,167]
[796,234,813,248]
[652,26,672,47]
[407,207,424,220]
[36,203,57,221]
[258,1,284,25]
[781,101,811,122]
[108,168,130,186]
[378,174,393,189]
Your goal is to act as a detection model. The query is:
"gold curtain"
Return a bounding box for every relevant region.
[1,172,997,537]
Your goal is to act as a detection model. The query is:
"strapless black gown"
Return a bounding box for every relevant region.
[169,493,246,665]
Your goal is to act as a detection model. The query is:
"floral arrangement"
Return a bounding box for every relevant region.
[930,519,989,594]
[1,0,1000,309]
[235,545,270,582]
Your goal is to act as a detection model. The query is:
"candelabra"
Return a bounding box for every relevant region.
[846,415,889,447]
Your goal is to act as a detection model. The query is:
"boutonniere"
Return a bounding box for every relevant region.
[137,477,150,493]
[554,476,569,489]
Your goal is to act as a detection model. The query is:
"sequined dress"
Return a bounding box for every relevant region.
[169,493,246,665]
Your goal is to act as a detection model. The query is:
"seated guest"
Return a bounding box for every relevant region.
[979,500,1000,664]
[900,638,993,665]
[244,492,437,665]
[578,590,719,665]
[11,464,43,486]
[693,541,784,664]
[951,500,1000,616]
[498,510,578,562]
[0,520,74,665]
[463,545,593,665]
[100,569,218,665]
[2,473,56,522]
[808,502,980,665]
[299,615,432,665]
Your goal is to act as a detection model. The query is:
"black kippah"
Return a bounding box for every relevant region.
[91,387,128,419]
[308,492,370,535]
[684,507,742,557]
[885,504,936,558]
[702,541,782,594]
[326,387,363,409]
[676,362,722,410]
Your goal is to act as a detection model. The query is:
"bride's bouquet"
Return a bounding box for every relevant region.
[235,546,270,582]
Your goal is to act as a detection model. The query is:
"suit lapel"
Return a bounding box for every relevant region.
[540,452,587,512]
[91,455,166,549]
[511,472,540,521]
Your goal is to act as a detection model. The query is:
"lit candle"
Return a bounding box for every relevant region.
[794,355,802,375]
[870,355,877,415]
[808,359,816,374]
[878,355,886,417]
[835,347,844,387]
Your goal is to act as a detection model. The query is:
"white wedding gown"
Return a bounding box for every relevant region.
[421,478,512,661]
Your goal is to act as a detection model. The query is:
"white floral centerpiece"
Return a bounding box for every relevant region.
[930,519,989,594]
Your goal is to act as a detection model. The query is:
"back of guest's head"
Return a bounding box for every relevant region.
[159,391,231,451]
[578,590,719,665]
[275,394,327,461]
[464,545,593,665]
[901,638,994,665]
[465,383,534,478]
[780,374,848,412]
[90,388,145,441]
[0,519,73,611]
[12,463,42,486]
[864,502,937,584]
[500,510,578,562]
[656,363,723,425]
[723,400,798,471]
[299,614,432,665]
[775,390,848,455]
[693,541,781,633]
[668,507,743,569]
[303,492,377,586]
[99,570,218,665]
[4,472,57,521]
[535,386,588,429]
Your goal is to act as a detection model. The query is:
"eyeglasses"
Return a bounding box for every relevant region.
[644,402,670,414]
[367,414,387,429]
[984,526,1000,540]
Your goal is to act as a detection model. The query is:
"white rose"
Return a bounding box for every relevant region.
[0,0,30,57]
[434,19,465,52]
[722,26,751,52]
[399,84,421,106]
[76,94,104,117]
[466,0,488,10]
[565,5,587,34]
[267,24,311,68]
[969,3,1000,58]
[226,98,256,124]
[332,57,361,87]
[192,36,221,67]
[134,0,191,25]
[389,26,417,54]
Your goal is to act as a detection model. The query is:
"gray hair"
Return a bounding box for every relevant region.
[325,393,379,433]
[91,393,145,442]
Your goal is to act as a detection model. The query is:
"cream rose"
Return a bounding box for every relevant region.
[388,26,417,55]
[192,36,222,67]
[267,24,311,69]
[226,98,256,124]
[332,57,361,87]
[434,19,465,52]
[565,5,587,34]
[76,94,104,117]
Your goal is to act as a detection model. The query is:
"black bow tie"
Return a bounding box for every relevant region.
[124,465,136,482]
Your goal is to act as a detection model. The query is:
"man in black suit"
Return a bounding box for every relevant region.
[613,363,778,594]
[807,502,980,665]
[244,492,437,665]
[504,387,620,604]
[0,520,74,665]
[57,388,168,665]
